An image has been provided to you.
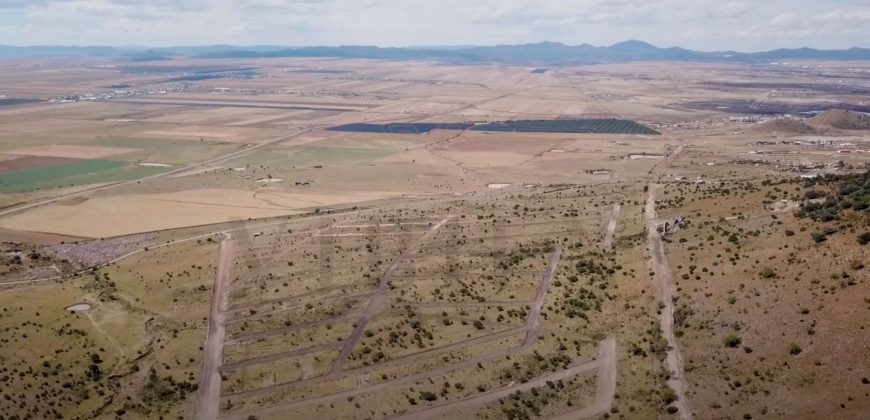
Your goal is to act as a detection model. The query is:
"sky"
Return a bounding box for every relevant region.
[0,0,868,51]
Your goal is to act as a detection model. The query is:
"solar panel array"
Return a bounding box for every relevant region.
[328,119,659,135]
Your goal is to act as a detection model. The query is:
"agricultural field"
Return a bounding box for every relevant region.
[0,55,867,420]
[0,159,163,193]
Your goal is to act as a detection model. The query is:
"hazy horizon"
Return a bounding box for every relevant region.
[1,0,868,52]
[1,39,869,53]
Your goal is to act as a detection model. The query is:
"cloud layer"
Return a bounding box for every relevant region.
[0,0,868,50]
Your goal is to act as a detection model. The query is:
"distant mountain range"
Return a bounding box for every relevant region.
[1,41,869,64]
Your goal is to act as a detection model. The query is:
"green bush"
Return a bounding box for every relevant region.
[723,334,742,348]
[661,386,678,404]
[797,172,869,222]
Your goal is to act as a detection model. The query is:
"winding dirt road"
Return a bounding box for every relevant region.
[195,232,235,420]
[646,184,692,419]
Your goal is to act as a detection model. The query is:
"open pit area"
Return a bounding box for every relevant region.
[0,57,867,420]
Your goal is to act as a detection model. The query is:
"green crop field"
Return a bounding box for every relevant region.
[0,159,166,193]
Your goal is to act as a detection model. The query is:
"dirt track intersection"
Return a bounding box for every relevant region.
[186,192,640,419]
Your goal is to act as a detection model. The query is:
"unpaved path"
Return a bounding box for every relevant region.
[195,232,235,420]
[407,300,528,308]
[222,247,562,419]
[329,216,454,375]
[646,184,692,419]
[221,341,344,372]
[226,310,360,344]
[550,337,618,420]
[223,332,534,419]
[524,246,561,344]
[82,311,125,360]
[223,325,527,400]
[226,292,373,323]
[395,337,616,420]
[603,203,622,248]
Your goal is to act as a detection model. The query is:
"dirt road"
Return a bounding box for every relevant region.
[603,203,622,248]
[329,216,454,375]
[550,337,618,420]
[221,341,344,372]
[391,337,616,420]
[195,232,235,420]
[226,310,360,344]
[524,246,561,344]
[223,325,527,400]
[646,184,692,419]
[221,246,563,419]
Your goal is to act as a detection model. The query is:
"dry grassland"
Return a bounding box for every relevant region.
[0,57,867,420]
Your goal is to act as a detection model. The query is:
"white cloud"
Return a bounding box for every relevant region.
[0,0,867,50]
[816,8,870,23]
[770,13,801,27]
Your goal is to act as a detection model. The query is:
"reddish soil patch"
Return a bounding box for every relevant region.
[0,156,80,173]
